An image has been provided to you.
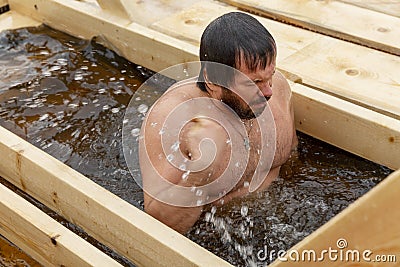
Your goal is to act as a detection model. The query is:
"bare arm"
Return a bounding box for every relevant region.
[140,97,230,233]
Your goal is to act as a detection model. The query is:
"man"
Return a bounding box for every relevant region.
[139,12,297,233]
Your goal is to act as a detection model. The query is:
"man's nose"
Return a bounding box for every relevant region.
[258,81,273,99]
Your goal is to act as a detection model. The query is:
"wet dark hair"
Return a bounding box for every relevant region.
[197,12,276,91]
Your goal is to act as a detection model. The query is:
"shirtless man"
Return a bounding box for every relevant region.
[139,12,297,233]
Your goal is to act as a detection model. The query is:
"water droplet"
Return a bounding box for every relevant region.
[211,206,217,214]
[74,73,83,81]
[80,66,89,70]
[39,114,49,121]
[98,88,106,94]
[181,171,190,181]
[205,212,212,222]
[137,104,148,114]
[195,189,203,196]
[241,205,248,217]
[159,128,165,135]
[57,58,68,66]
[150,122,157,127]
[244,181,249,188]
[171,141,180,152]
[68,103,79,108]
[50,65,61,71]
[166,154,174,162]
[196,199,203,206]
[226,139,231,144]
[109,77,116,81]
[103,105,110,110]
[235,162,240,168]
[111,107,120,113]
[179,164,186,171]
[131,128,140,137]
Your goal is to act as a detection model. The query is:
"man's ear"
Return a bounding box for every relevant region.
[203,69,221,96]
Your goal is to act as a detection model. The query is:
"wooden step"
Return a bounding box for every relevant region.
[219,0,400,56]
[0,10,40,31]
[339,0,400,18]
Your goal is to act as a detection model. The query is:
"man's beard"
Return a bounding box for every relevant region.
[221,88,270,120]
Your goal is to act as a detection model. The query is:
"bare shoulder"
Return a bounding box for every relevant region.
[179,117,231,186]
[274,70,292,99]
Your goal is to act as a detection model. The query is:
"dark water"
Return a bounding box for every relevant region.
[0,26,392,266]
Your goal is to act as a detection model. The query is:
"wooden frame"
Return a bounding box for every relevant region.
[221,0,400,56]
[1,0,400,265]
[0,182,123,266]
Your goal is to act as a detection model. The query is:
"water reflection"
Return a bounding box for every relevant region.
[0,26,392,267]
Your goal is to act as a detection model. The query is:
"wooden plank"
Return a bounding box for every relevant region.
[220,0,400,56]
[8,0,198,72]
[0,0,7,7]
[0,182,122,267]
[0,235,41,267]
[151,1,321,62]
[95,0,130,19]
[116,0,200,26]
[280,36,400,120]
[339,0,400,18]
[269,168,400,266]
[0,11,40,31]
[291,81,400,170]
[0,125,232,266]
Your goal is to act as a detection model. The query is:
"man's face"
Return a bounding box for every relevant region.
[221,59,276,120]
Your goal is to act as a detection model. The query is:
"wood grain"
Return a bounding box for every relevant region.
[0,183,123,267]
[151,1,321,62]
[221,0,400,55]
[339,0,400,18]
[280,37,400,119]
[0,11,40,31]
[291,81,400,170]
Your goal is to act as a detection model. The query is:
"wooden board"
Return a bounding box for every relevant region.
[108,0,201,26]
[0,0,7,7]
[151,1,322,62]
[95,0,130,19]
[0,182,122,267]
[280,36,400,120]
[339,0,400,18]
[0,125,232,266]
[291,81,400,170]
[269,168,400,266]
[220,0,400,56]
[0,10,40,31]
